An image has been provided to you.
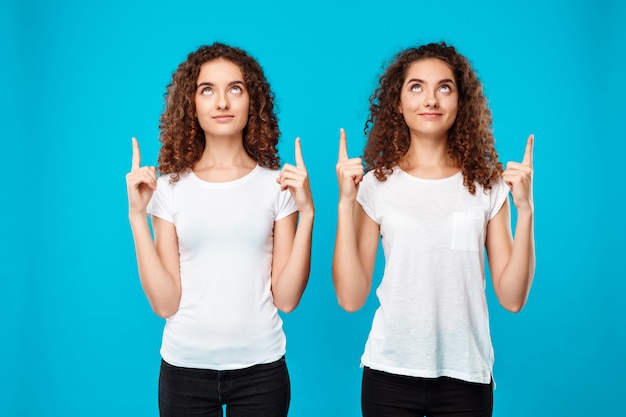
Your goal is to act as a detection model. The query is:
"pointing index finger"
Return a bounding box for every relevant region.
[295,137,305,169]
[338,128,348,161]
[522,134,534,166]
[131,137,141,170]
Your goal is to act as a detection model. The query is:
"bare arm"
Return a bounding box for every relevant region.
[332,129,379,312]
[126,137,181,318]
[333,201,379,312]
[486,134,536,312]
[129,215,181,317]
[271,210,313,313]
[271,138,314,313]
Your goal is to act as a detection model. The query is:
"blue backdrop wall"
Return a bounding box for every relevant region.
[2,0,624,416]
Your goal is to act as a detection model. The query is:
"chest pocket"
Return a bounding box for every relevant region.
[450,211,485,252]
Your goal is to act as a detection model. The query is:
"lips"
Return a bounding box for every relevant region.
[418,113,444,120]
[212,115,234,122]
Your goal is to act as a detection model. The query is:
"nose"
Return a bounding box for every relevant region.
[424,89,439,108]
[216,91,230,110]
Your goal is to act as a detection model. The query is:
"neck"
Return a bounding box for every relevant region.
[194,133,255,170]
[399,133,459,178]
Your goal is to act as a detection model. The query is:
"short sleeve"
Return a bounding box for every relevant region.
[489,177,510,220]
[147,175,175,223]
[356,172,379,224]
[275,189,298,221]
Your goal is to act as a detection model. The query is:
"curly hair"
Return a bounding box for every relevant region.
[157,43,280,181]
[364,42,503,194]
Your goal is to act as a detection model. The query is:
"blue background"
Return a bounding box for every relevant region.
[2,0,624,416]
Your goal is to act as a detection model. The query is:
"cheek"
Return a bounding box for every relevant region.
[242,100,251,120]
[450,105,459,120]
[446,98,459,118]
[235,95,249,111]
[399,95,417,114]
[195,97,209,115]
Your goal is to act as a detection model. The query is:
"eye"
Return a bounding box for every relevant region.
[410,84,422,92]
[230,85,243,94]
[200,87,213,95]
[439,84,452,93]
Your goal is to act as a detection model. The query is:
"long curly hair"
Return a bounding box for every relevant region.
[157,43,280,181]
[364,42,503,194]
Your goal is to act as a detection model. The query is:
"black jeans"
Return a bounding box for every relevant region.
[362,367,493,417]
[158,357,290,417]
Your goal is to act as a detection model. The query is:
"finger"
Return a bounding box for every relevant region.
[131,137,141,170]
[295,137,306,169]
[278,169,303,183]
[135,168,157,188]
[505,161,530,172]
[338,128,348,161]
[522,134,534,166]
[279,179,302,190]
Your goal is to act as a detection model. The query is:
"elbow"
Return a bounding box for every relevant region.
[152,303,179,319]
[275,299,300,314]
[336,295,364,313]
[273,291,304,313]
[501,299,526,313]
[333,281,366,312]
[505,304,523,314]
[332,273,367,312]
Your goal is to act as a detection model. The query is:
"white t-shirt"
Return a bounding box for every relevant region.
[357,167,509,384]
[147,165,297,370]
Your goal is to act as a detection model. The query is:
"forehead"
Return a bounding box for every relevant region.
[404,58,455,83]
[197,58,244,82]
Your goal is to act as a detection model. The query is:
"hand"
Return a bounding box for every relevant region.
[336,128,364,203]
[277,138,313,215]
[126,137,157,216]
[502,134,534,211]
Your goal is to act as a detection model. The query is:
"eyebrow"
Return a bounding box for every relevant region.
[406,78,456,85]
[196,80,245,88]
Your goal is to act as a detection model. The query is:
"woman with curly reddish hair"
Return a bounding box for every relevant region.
[126,43,313,417]
[333,42,535,416]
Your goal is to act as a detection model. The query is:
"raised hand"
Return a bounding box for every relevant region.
[277,138,313,215]
[502,134,534,210]
[336,128,364,203]
[126,137,157,216]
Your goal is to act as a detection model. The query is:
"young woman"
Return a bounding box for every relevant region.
[126,43,314,417]
[333,42,535,416]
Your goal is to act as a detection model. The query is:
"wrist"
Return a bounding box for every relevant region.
[128,210,148,224]
[297,206,315,220]
[338,198,356,211]
[515,205,534,219]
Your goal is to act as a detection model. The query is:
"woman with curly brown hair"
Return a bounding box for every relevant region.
[126,43,313,417]
[333,42,535,416]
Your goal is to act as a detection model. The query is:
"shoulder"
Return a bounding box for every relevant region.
[362,170,376,182]
[360,171,377,192]
[493,176,508,192]
[249,165,282,187]
[482,177,509,198]
[156,173,173,187]
[155,170,193,190]
[472,176,507,194]
[363,167,401,186]
[255,165,279,177]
